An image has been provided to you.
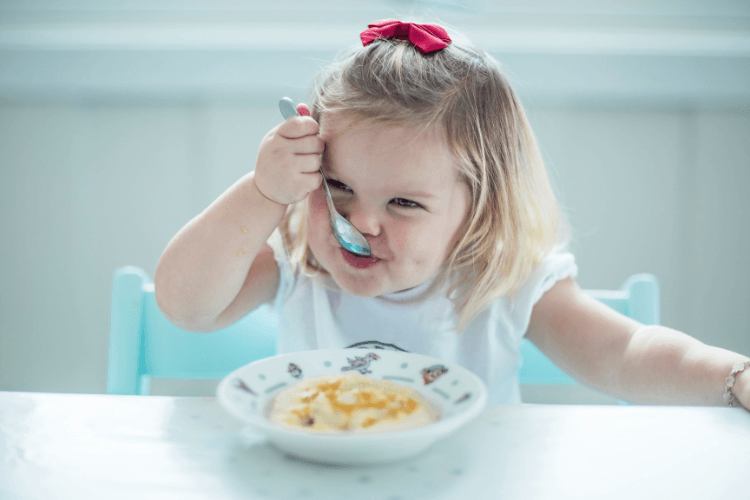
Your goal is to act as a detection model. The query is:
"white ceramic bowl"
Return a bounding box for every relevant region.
[217,348,488,465]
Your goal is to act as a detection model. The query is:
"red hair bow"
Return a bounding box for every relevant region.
[360,19,451,54]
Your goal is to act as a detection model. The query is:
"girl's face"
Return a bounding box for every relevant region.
[306,113,471,297]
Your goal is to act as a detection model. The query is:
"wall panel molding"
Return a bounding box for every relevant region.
[1,2,749,107]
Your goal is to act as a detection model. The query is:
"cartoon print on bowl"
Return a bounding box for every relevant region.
[421,364,449,385]
[234,378,257,396]
[341,352,380,374]
[288,363,303,379]
[455,393,471,404]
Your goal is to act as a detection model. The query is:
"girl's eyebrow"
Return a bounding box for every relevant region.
[326,160,440,200]
[399,190,440,200]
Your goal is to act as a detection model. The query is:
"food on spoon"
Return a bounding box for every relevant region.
[268,373,439,433]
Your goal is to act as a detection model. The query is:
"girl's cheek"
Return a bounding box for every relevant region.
[307,189,329,230]
[308,188,325,212]
[388,218,422,254]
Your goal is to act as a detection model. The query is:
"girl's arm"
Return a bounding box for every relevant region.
[527,277,750,409]
[155,114,323,332]
[154,173,285,332]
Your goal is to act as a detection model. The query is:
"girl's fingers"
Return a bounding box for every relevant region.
[291,135,325,155]
[279,115,319,139]
[296,153,324,174]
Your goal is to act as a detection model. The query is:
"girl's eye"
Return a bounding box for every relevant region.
[328,180,352,193]
[391,198,423,209]
[326,180,422,209]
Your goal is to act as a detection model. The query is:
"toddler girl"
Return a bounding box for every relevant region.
[155,19,749,409]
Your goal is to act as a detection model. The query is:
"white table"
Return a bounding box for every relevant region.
[1,391,748,500]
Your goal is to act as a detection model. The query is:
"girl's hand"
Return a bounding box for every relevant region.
[254,110,325,205]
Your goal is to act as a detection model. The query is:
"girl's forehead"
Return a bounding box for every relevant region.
[321,114,464,194]
[320,113,451,162]
[318,112,362,138]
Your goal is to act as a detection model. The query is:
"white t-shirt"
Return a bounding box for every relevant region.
[269,235,577,405]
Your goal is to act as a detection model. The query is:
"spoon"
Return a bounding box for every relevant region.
[278,97,372,257]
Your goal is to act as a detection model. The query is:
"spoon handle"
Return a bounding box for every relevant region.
[319,169,339,223]
[279,97,298,120]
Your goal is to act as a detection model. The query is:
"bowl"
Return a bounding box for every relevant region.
[217,348,488,465]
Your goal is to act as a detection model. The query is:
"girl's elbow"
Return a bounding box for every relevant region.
[153,272,212,333]
[155,296,217,333]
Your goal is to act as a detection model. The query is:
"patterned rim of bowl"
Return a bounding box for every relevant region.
[217,349,488,438]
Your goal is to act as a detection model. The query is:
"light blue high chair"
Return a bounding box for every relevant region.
[106,266,277,396]
[106,266,659,396]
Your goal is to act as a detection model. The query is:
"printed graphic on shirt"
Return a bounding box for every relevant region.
[341,352,380,375]
[421,364,449,385]
[288,363,303,379]
[345,341,409,352]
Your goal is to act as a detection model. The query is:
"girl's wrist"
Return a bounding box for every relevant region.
[249,173,288,209]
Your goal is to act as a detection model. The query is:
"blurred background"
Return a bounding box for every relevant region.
[1,0,748,403]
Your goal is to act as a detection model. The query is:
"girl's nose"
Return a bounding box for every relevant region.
[342,204,381,238]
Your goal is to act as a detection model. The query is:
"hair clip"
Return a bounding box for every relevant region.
[360,19,451,54]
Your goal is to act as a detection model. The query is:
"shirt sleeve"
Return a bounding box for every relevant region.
[267,229,296,312]
[514,248,578,338]
[528,250,578,310]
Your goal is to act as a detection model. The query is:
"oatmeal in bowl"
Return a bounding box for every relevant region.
[268,372,440,433]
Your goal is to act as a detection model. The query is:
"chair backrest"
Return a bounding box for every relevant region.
[106,266,277,395]
[518,273,660,384]
[106,267,659,394]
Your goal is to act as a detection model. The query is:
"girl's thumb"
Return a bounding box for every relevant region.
[296,103,311,117]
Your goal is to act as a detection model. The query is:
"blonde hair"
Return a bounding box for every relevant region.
[278,24,567,332]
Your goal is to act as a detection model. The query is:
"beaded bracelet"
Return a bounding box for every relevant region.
[723,360,750,408]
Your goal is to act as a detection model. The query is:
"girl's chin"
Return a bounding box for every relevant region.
[309,246,380,295]
[331,272,386,297]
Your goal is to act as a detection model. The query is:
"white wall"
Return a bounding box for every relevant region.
[1,1,749,401]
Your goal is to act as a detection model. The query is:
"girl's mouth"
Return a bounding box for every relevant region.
[340,248,379,269]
